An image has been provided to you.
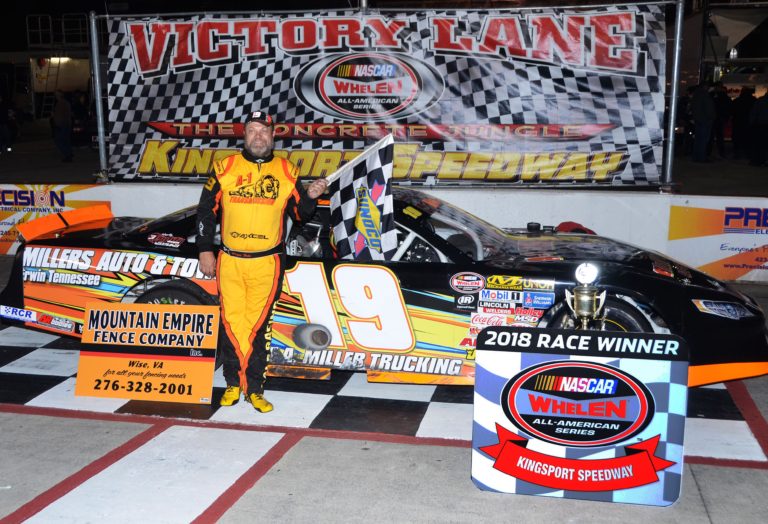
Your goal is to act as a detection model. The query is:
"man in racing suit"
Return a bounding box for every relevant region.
[197,111,327,412]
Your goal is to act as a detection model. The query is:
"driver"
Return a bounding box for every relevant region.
[196,110,327,412]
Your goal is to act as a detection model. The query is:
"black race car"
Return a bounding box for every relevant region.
[1,188,766,387]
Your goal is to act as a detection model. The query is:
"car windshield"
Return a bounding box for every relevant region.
[395,189,510,261]
[127,206,197,234]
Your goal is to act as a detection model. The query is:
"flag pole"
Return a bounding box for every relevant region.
[324,134,394,185]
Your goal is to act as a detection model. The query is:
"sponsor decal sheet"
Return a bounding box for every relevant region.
[20,245,215,336]
[107,4,666,185]
[668,197,768,282]
[472,326,688,506]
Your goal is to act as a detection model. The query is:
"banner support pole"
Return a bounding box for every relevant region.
[89,11,109,182]
[662,0,685,191]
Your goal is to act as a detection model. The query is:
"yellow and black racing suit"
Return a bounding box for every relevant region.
[197,151,316,395]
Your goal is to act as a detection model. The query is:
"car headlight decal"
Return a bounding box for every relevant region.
[691,300,755,320]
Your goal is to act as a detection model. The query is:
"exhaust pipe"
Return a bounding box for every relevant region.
[292,323,332,351]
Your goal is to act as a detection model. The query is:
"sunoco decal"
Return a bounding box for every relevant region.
[296,53,443,120]
[501,361,654,447]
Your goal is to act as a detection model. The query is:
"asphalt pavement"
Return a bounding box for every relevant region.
[0,124,767,523]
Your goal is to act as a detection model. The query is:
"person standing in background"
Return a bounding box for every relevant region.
[0,95,11,155]
[52,90,73,162]
[731,86,756,160]
[748,91,768,166]
[710,82,731,159]
[690,84,715,163]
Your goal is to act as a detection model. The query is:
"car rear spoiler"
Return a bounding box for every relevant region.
[15,204,114,242]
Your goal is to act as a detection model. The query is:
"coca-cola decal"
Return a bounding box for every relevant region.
[471,312,509,327]
[296,52,444,120]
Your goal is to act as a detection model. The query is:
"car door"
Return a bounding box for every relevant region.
[269,205,476,385]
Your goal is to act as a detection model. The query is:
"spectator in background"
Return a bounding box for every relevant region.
[0,94,11,155]
[71,92,90,147]
[690,84,715,162]
[710,82,731,158]
[52,90,73,162]
[748,91,768,166]
[731,86,756,160]
[676,85,696,156]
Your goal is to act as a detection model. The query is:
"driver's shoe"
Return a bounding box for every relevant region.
[248,393,273,413]
[220,386,241,406]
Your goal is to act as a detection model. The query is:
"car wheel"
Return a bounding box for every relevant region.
[135,282,222,367]
[544,297,653,332]
[135,282,214,306]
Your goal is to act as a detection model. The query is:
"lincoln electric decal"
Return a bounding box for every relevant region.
[108,5,665,185]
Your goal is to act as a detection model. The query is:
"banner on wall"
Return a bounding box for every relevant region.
[0,185,110,255]
[107,4,667,185]
[667,198,768,282]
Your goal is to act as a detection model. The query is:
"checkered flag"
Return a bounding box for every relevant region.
[328,135,397,260]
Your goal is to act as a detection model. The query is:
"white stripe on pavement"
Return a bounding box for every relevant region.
[27,426,285,524]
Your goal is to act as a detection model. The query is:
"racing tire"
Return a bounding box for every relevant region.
[135,281,222,368]
[543,297,653,333]
[135,281,215,306]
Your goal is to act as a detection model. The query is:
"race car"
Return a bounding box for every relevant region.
[1,188,766,387]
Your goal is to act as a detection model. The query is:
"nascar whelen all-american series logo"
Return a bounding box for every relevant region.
[501,361,655,447]
[296,52,444,120]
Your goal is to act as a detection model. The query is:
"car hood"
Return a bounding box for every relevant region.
[489,231,722,291]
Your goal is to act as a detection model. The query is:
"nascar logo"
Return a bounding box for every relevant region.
[532,375,618,395]
[502,361,654,447]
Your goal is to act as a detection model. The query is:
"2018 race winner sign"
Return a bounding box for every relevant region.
[75,302,219,404]
[471,326,688,507]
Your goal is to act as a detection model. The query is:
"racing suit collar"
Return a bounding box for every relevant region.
[242,149,274,164]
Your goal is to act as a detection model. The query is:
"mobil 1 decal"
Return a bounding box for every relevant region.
[471,326,689,506]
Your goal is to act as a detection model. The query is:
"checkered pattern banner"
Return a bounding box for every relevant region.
[329,135,397,260]
[471,329,688,506]
[106,4,667,186]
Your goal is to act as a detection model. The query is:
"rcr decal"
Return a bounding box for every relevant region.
[0,305,37,322]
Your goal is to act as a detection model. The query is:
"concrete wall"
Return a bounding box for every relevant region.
[1,184,766,282]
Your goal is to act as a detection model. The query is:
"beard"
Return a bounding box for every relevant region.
[246,141,273,158]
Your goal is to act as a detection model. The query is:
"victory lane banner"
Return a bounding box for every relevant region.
[106,4,667,185]
[471,326,688,506]
[75,302,219,404]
